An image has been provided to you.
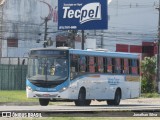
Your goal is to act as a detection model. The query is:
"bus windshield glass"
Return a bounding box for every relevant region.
[27,57,68,81]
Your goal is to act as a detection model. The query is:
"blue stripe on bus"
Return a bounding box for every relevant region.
[69,49,139,59]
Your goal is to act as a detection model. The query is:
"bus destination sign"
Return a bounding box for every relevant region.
[30,50,68,57]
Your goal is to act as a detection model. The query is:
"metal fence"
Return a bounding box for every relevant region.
[0,58,28,90]
[0,57,28,65]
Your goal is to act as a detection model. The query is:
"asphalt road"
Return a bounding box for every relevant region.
[0,104,160,112]
[0,98,160,112]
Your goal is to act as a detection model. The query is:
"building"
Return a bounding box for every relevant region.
[0,0,159,58]
[0,0,59,57]
[85,0,158,58]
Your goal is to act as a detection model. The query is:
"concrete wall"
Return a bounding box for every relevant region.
[0,0,58,57]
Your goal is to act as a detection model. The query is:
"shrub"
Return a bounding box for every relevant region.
[141,57,156,93]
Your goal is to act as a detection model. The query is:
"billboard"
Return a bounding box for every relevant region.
[58,0,108,30]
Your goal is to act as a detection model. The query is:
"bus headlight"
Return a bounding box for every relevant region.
[26,86,33,91]
[59,87,68,92]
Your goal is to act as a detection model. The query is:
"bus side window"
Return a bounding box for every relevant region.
[71,55,79,71]
[132,59,138,75]
[86,56,89,72]
[115,58,121,74]
[121,59,124,74]
[112,58,116,73]
[79,55,86,72]
[103,57,107,73]
[95,57,98,72]
[96,57,104,73]
[89,56,95,73]
[107,58,112,73]
[128,59,132,74]
[124,59,129,74]
[70,54,79,79]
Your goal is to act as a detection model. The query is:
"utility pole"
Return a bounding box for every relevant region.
[72,30,76,49]
[82,30,84,50]
[44,17,48,48]
[156,0,160,93]
[68,30,76,49]
[101,30,103,48]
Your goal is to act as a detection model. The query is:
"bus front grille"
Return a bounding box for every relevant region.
[29,80,64,88]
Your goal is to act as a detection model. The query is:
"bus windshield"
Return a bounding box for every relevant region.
[27,57,68,81]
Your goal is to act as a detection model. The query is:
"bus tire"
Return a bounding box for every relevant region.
[74,87,90,106]
[39,98,49,106]
[85,100,91,106]
[107,89,121,106]
[107,100,114,105]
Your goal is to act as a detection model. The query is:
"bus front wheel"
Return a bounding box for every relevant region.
[107,89,121,106]
[74,88,91,106]
[39,98,49,106]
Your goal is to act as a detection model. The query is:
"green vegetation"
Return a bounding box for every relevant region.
[0,90,37,102]
[141,57,157,93]
[141,93,160,98]
[0,90,61,105]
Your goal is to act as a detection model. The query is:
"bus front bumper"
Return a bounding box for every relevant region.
[26,87,69,99]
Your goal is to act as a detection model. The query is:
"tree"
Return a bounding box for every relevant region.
[141,57,156,93]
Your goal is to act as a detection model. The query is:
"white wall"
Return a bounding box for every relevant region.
[86,0,158,51]
[1,0,58,57]
[0,0,159,56]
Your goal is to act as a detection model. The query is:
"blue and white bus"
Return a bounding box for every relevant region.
[26,48,140,106]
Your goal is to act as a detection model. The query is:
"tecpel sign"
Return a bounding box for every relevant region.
[58,0,108,30]
[63,2,101,24]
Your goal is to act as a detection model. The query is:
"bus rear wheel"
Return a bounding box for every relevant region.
[107,89,121,106]
[85,100,91,106]
[39,98,49,106]
[74,88,91,106]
